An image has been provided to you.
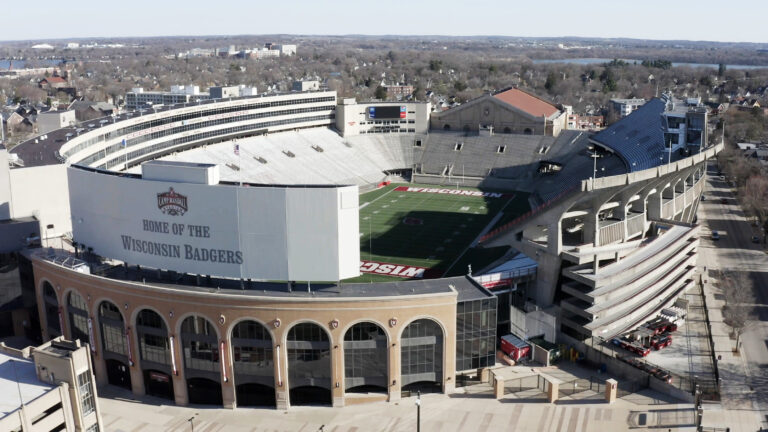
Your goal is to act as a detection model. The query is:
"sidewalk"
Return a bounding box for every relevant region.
[698,268,764,431]
[98,382,697,432]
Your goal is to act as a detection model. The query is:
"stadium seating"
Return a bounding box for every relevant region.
[142,128,415,186]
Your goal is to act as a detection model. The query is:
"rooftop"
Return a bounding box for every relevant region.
[33,249,484,300]
[493,88,559,118]
[10,90,335,169]
[591,97,695,172]
[0,350,53,418]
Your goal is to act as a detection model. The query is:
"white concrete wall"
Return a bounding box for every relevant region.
[68,167,359,281]
[0,149,11,219]
[9,164,70,237]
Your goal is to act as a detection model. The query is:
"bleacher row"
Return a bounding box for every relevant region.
[141,128,415,186]
[134,127,623,198]
[412,131,556,179]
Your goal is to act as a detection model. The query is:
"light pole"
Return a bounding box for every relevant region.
[415,390,421,432]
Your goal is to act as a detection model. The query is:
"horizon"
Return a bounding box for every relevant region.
[2,0,767,45]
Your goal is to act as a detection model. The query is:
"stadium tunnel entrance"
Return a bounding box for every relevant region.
[287,322,332,406]
[105,359,131,390]
[344,322,388,394]
[143,369,174,400]
[400,319,443,395]
[187,377,223,405]
[231,320,276,407]
[136,309,174,400]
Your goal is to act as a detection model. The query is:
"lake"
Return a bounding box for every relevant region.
[531,58,768,70]
[0,59,63,69]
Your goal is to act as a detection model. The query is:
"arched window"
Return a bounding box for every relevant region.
[136,309,173,400]
[232,320,275,407]
[67,291,89,344]
[99,301,127,356]
[180,316,219,372]
[401,319,443,392]
[344,322,387,393]
[287,322,331,405]
[42,282,61,337]
[181,315,221,406]
[136,309,170,365]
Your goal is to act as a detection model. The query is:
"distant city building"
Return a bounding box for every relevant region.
[383,83,414,101]
[209,85,259,99]
[251,48,280,59]
[31,43,54,50]
[273,44,297,56]
[126,86,209,110]
[0,338,103,432]
[38,76,68,91]
[66,42,80,49]
[37,109,77,134]
[336,99,431,136]
[68,101,117,122]
[610,98,646,118]
[292,80,320,92]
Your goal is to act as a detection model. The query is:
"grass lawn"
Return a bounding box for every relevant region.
[344,183,528,283]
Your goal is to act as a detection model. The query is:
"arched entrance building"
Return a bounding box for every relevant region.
[32,257,500,409]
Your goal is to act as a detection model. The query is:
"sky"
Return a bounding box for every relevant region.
[1,0,766,44]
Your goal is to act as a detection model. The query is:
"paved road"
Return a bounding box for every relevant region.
[698,162,768,429]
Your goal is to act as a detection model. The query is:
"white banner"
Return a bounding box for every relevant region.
[69,168,360,281]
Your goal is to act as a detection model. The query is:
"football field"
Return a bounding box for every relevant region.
[346,183,529,282]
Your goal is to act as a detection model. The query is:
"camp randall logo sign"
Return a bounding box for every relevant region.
[157,188,188,216]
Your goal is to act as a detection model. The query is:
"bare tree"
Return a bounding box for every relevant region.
[740,175,768,226]
[720,271,757,352]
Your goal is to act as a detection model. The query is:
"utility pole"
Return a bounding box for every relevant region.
[415,390,421,432]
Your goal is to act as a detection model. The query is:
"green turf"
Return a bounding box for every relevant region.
[344,183,528,283]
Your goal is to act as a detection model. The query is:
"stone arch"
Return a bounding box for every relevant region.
[399,318,444,393]
[98,299,131,390]
[343,321,388,393]
[285,321,332,406]
[134,308,174,400]
[41,280,61,338]
[230,319,275,407]
[179,315,222,405]
[66,290,89,344]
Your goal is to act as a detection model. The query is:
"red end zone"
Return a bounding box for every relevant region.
[394,186,514,199]
[360,260,428,278]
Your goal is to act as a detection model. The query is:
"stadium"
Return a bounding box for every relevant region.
[0,87,719,409]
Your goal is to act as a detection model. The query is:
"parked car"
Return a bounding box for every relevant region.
[752,235,760,244]
[711,231,720,240]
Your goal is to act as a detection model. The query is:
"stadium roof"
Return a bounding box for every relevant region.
[493,88,559,118]
[590,98,667,172]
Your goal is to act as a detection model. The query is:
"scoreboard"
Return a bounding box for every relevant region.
[368,105,406,119]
